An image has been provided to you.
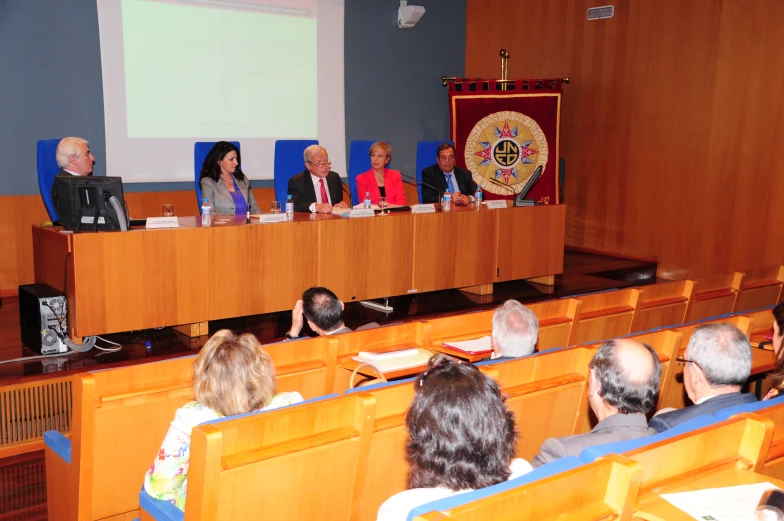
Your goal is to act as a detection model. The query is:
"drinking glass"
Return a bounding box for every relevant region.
[270,201,281,214]
[162,204,174,217]
[378,197,388,215]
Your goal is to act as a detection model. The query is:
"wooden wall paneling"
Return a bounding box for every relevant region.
[206,221,319,320]
[412,209,496,293]
[466,0,784,279]
[69,227,208,336]
[0,195,54,295]
[318,214,415,303]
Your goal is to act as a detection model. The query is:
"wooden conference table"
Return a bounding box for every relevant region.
[32,203,566,338]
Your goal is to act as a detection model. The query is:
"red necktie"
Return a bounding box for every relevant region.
[319,179,329,204]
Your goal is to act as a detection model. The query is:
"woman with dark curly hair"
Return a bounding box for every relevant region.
[199,141,260,215]
[763,302,784,400]
[376,354,531,521]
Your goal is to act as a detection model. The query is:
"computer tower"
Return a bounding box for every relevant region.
[18,284,69,355]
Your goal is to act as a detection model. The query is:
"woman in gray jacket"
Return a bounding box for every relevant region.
[199,141,260,215]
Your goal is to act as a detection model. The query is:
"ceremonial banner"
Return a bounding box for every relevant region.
[449,79,562,204]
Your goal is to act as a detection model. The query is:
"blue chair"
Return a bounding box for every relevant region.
[415,141,451,204]
[405,456,585,521]
[713,393,784,420]
[577,414,718,463]
[273,139,319,203]
[348,140,378,206]
[37,138,62,220]
[194,141,240,213]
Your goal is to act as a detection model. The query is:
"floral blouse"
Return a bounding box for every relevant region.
[143,391,303,510]
[765,387,780,401]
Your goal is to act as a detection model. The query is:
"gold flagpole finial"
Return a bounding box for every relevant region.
[499,49,510,90]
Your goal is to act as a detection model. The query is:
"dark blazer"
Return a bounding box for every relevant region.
[287,170,344,212]
[420,164,478,204]
[648,392,757,433]
[532,413,655,468]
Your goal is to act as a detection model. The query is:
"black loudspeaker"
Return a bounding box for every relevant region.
[18,284,68,355]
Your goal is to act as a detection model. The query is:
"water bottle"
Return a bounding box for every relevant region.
[442,189,452,211]
[201,197,212,227]
[286,194,294,221]
[364,191,371,209]
[475,186,483,207]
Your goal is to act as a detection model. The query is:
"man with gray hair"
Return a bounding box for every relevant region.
[287,145,349,213]
[489,300,539,360]
[532,338,661,467]
[51,137,95,218]
[649,323,755,433]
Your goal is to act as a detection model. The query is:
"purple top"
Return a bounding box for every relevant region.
[230,179,248,215]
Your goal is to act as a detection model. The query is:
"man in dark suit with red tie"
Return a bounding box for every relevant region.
[287,145,350,213]
[421,143,477,205]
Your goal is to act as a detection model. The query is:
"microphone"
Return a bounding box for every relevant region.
[402,175,442,211]
[484,176,516,203]
[246,178,252,223]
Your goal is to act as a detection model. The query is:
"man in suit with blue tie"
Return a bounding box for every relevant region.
[649,323,756,433]
[421,143,477,205]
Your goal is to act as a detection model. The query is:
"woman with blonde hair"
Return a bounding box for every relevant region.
[143,330,302,510]
[355,141,407,206]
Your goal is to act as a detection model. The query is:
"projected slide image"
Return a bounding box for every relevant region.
[122,0,317,138]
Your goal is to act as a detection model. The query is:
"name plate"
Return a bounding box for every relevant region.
[411,204,436,214]
[258,213,289,224]
[349,208,375,218]
[486,200,508,209]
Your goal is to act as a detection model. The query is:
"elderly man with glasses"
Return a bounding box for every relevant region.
[287,144,350,213]
[649,323,756,433]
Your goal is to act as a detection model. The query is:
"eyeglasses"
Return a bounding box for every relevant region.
[308,161,332,169]
[675,356,701,370]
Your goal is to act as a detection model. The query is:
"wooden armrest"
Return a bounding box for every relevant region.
[222,427,360,470]
[97,383,192,406]
[503,374,585,397]
[639,296,689,310]
[742,280,782,290]
[374,413,407,432]
[579,306,634,320]
[693,288,736,301]
[539,316,573,327]
[275,360,327,375]
[766,437,784,463]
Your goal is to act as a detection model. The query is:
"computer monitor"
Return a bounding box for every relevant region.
[54,176,130,232]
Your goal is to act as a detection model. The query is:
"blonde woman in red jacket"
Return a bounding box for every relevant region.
[356,141,407,206]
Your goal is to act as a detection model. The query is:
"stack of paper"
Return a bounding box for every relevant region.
[353,348,432,373]
[661,482,780,520]
[443,336,493,355]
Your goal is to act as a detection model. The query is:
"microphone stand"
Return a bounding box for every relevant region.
[402,175,442,212]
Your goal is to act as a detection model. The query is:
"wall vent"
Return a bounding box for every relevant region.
[587,5,614,20]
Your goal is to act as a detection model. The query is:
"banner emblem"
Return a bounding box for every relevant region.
[464,110,549,195]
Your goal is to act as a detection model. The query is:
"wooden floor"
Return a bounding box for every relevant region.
[0,248,656,519]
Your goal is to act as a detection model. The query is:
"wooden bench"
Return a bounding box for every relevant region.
[735,265,784,313]
[412,456,641,521]
[569,288,642,345]
[45,336,337,521]
[426,298,582,362]
[480,348,593,459]
[686,271,744,322]
[658,315,753,410]
[630,279,694,333]
[332,322,431,391]
[139,393,376,521]
[621,414,775,519]
[571,330,682,433]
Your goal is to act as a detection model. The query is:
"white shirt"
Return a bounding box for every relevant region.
[62,169,81,176]
[309,172,332,212]
[376,458,532,521]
